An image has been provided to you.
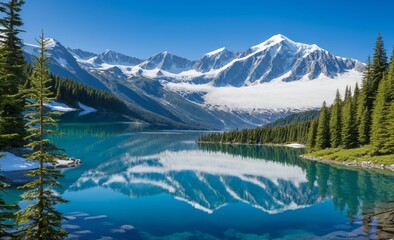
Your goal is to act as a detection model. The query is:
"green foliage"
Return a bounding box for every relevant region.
[315,101,330,149]
[370,33,388,97]
[52,76,137,118]
[341,87,358,149]
[0,0,27,149]
[357,57,372,145]
[329,90,342,148]
[385,101,394,154]
[306,145,394,165]
[198,121,312,145]
[265,110,319,127]
[306,119,318,149]
[371,53,394,154]
[15,33,68,240]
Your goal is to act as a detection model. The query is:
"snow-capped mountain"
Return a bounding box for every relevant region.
[23,34,365,129]
[193,48,239,73]
[67,34,363,86]
[24,39,108,91]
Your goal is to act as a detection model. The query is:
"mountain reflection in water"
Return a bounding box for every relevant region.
[47,124,394,239]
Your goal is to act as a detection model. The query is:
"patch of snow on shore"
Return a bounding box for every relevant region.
[43,101,77,112]
[285,143,306,149]
[0,152,39,171]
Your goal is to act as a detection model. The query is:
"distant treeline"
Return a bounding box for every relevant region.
[51,75,134,115]
[265,110,319,127]
[22,65,137,119]
[199,121,311,144]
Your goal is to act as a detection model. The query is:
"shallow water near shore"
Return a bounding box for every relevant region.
[7,119,394,239]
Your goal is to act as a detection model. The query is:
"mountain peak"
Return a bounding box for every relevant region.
[250,34,296,52]
[267,34,292,43]
[205,47,226,56]
[44,38,60,49]
[102,49,113,55]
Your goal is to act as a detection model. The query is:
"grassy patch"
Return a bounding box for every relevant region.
[307,145,394,165]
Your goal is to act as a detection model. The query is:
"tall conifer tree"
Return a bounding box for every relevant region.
[315,101,330,149]
[370,33,388,98]
[342,87,358,149]
[386,101,394,154]
[16,33,68,239]
[307,119,318,148]
[372,50,394,154]
[0,0,26,148]
[357,57,373,145]
[329,90,342,148]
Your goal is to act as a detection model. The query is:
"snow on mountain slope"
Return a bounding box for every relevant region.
[23,34,365,129]
[23,39,108,90]
[193,47,239,73]
[69,34,363,87]
[166,70,363,111]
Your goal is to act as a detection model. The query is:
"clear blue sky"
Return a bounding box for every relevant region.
[21,0,394,61]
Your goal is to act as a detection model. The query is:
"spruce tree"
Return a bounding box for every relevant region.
[370,33,388,98]
[342,87,358,149]
[385,101,394,154]
[315,101,330,149]
[329,90,342,148]
[357,57,372,145]
[15,33,68,239]
[0,0,27,148]
[306,120,318,148]
[372,52,394,154]
[0,48,18,148]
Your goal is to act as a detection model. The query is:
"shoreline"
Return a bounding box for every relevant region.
[1,148,82,171]
[1,149,82,186]
[301,154,394,173]
[197,141,306,149]
[198,141,394,174]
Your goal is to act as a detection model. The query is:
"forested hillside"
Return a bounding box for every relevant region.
[265,110,319,127]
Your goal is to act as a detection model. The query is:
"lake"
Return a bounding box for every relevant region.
[8,118,394,239]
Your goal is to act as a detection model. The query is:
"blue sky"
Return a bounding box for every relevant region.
[21,0,393,61]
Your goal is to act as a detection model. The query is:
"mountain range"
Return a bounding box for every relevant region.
[23,34,365,129]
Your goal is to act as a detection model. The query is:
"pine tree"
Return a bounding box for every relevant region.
[329,90,342,148]
[385,101,394,154]
[370,33,388,98]
[357,57,373,145]
[0,0,27,148]
[353,83,360,111]
[15,33,68,239]
[306,120,318,148]
[0,48,19,149]
[315,101,330,149]
[342,87,358,149]
[372,51,394,154]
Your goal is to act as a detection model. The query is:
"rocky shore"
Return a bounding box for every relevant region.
[301,155,394,173]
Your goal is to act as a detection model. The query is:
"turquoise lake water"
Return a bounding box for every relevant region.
[7,116,394,239]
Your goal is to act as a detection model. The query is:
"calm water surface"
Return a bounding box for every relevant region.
[10,117,394,239]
